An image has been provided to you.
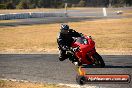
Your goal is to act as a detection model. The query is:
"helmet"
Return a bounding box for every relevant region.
[60,24,69,30]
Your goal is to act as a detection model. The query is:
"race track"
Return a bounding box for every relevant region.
[0,7,132,27]
[0,7,132,88]
[0,54,132,88]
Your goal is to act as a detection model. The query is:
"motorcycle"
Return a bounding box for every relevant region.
[66,35,105,67]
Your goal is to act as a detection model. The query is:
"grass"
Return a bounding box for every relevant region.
[123,10,132,16]
[0,20,19,23]
[69,18,132,54]
[0,80,69,88]
[0,18,132,54]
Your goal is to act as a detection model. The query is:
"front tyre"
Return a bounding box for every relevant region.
[93,52,105,68]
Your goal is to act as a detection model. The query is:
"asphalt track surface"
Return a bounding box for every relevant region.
[0,54,132,88]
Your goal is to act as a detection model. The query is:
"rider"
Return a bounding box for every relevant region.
[57,24,83,64]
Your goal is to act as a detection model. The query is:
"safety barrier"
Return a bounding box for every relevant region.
[0,12,66,20]
[0,13,30,20]
[30,12,66,18]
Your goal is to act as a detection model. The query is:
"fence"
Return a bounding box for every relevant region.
[0,12,66,20]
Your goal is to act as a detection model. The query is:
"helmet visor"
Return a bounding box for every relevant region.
[61,30,69,34]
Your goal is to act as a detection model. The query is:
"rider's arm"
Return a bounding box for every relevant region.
[57,33,69,51]
[69,29,82,37]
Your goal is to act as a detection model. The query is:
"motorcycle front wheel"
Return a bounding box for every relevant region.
[93,52,105,68]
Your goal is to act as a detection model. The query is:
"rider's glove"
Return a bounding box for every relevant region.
[62,46,69,51]
[80,33,84,37]
[72,47,80,52]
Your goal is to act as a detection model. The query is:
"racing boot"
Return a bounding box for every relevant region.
[73,61,78,66]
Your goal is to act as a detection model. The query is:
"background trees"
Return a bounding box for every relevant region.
[16,0,29,9]
[78,0,86,7]
[0,0,131,9]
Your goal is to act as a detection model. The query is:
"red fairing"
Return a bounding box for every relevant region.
[71,35,96,65]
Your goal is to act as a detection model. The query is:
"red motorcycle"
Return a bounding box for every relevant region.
[66,35,105,67]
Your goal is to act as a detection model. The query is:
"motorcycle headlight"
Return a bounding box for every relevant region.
[84,39,88,44]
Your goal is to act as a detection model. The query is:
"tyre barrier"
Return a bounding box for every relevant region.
[0,12,66,20]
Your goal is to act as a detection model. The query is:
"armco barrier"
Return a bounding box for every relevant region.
[30,12,66,18]
[0,13,30,20]
[0,12,66,20]
[12,13,30,19]
[0,14,5,20]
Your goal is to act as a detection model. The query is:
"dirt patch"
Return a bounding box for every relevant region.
[0,79,70,88]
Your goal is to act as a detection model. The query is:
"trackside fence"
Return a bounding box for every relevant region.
[0,12,66,20]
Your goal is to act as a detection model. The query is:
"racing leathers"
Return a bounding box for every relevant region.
[57,29,82,61]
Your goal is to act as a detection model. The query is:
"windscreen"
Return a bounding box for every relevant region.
[76,37,88,44]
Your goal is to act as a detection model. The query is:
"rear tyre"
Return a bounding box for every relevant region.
[93,52,105,68]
